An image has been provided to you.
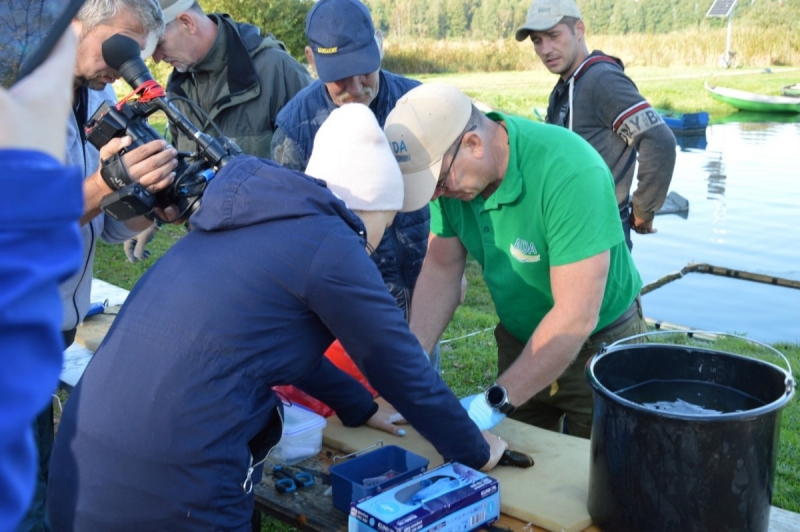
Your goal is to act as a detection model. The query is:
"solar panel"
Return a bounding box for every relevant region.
[707,0,737,17]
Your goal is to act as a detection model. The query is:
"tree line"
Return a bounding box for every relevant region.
[199,0,798,60]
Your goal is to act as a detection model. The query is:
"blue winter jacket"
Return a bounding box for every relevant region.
[272,71,427,319]
[0,150,82,531]
[48,156,488,532]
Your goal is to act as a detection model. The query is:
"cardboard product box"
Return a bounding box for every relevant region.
[347,462,500,532]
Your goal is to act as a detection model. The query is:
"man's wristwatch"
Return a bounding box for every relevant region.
[485,384,516,415]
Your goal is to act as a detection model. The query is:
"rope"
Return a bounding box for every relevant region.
[440,327,494,345]
[642,262,800,295]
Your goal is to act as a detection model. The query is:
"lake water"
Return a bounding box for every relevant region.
[633,119,800,345]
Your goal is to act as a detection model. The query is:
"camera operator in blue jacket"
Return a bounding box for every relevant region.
[48,103,507,532]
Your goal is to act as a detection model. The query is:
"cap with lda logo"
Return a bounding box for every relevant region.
[383,83,472,211]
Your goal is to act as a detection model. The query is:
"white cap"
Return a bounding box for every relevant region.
[383,83,472,208]
[515,0,582,41]
[157,0,195,24]
[306,104,408,212]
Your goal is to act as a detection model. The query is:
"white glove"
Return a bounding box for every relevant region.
[459,393,506,431]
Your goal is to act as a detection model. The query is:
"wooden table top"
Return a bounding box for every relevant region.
[252,446,601,532]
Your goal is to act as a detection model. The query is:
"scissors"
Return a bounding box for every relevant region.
[272,465,315,494]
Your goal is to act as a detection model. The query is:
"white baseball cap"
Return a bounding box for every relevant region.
[383,83,472,210]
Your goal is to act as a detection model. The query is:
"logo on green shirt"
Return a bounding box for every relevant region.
[510,238,540,263]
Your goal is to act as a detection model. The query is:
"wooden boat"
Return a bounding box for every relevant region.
[783,84,800,98]
[705,83,800,113]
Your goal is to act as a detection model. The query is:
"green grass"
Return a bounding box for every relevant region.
[415,66,800,121]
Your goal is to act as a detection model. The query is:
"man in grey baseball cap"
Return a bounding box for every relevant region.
[515,0,676,251]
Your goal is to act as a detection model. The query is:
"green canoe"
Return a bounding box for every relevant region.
[705,83,800,113]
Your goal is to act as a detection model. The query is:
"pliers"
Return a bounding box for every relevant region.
[273,465,315,493]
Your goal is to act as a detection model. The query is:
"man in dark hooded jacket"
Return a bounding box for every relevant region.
[152,0,311,158]
[47,104,506,532]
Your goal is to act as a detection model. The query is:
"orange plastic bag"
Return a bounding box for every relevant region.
[272,340,378,418]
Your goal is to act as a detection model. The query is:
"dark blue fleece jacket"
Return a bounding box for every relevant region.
[48,156,488,532]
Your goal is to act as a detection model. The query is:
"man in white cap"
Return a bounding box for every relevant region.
[384,83,647,439]
[151,0,310,159]
[516,0,676,250]
[48,103,506,532]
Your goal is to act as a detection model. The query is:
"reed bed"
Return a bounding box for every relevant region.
[382,27,800,74]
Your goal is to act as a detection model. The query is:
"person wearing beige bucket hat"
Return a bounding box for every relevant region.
[48,101,507,532]
[515,0,676,250]
[384,82,648,438]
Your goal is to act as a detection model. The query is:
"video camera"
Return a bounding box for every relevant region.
[85,34,240,222]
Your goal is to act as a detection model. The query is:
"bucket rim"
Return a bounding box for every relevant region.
[587,342,796,421]
[597,330,795,392]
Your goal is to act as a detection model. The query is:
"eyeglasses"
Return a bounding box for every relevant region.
[437,125,477,190]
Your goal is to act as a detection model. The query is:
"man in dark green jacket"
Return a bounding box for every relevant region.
[152,0,311,158]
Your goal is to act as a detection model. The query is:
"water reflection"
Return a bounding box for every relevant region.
[704,155,726,199]
[635,120,800,343]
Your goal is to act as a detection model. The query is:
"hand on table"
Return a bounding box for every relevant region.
[365,401,407,437]
[479,431,508,472]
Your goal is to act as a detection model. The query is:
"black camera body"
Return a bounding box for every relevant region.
[85,34,239,222]
[85,100,214,221]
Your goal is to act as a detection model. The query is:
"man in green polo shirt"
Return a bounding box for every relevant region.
[384,83,647,438]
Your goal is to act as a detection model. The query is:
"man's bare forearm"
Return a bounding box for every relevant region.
[409,235,467,353]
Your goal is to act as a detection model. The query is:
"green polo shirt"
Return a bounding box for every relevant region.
[430,112,642,343]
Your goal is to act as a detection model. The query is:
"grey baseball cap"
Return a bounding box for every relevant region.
[515,0,582,41]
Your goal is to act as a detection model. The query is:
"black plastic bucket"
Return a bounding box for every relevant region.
[586,332,795,532]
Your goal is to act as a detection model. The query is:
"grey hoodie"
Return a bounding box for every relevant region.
[546,51,676,222]
[60,85,137,331]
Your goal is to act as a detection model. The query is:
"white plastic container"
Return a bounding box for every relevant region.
[272,403,327,465]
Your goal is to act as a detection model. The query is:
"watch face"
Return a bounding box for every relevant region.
[487,385,506,407]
